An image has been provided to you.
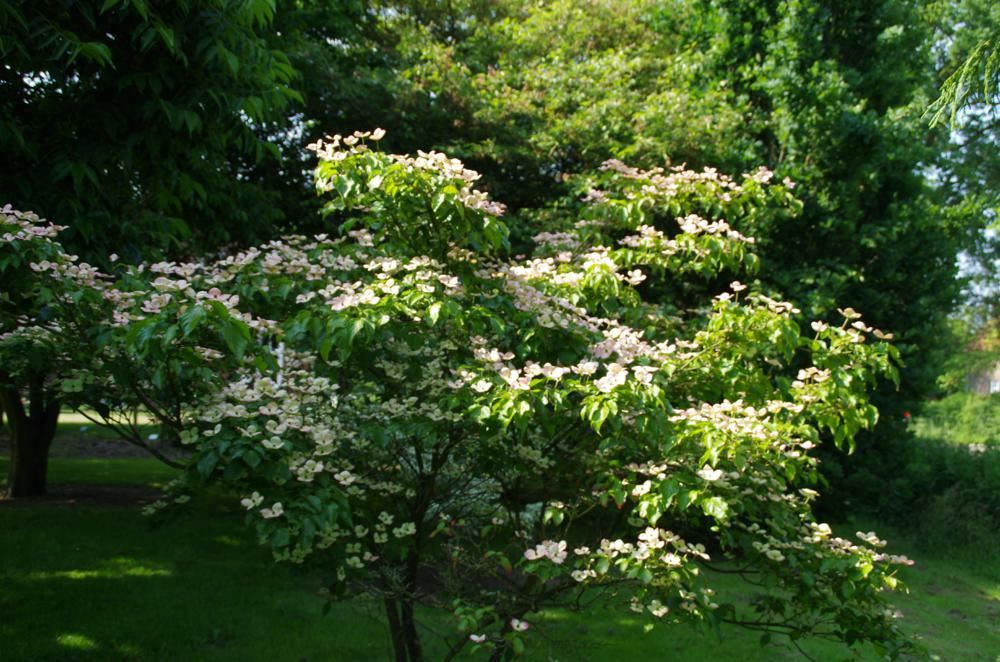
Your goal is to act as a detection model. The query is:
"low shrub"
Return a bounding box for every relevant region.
[911,391,1000,447]
[831,433,1000,559]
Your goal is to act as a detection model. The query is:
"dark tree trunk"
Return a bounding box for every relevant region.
[1,372,60,498]
[401,551,423,662]
[384,598,409,662]
[488,623,513,662]
[381,475,431,662]
[382,583,423,662]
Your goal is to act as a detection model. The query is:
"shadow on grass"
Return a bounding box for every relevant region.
[0,498,394,661]
[1,458,997,661]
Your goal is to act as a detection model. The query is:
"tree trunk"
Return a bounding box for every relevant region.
[401,551,423,662]
[384,598,409,662]
[383,590,423,662]
[1,372,60,498]
[488,624,512,662]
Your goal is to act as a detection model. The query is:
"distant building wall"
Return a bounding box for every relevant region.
[968,362,1000,395]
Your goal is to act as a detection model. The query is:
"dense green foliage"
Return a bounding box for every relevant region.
[927,0,1000,128]
[0,0,298,261]
[381,0,982,419]
[929,0,1000,323]
[834,394,1000,562]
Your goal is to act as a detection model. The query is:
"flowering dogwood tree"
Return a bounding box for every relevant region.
[0,207,83,496]
[0,206,260,493]
[2,132,915,659]
[0,207,184,495]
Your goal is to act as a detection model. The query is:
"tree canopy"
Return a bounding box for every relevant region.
[0,0,299,262]
[1,132,917,657]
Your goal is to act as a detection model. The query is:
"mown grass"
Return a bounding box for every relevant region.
[0,457,997,661]
[55,410,155,434]
[41,457,179,486]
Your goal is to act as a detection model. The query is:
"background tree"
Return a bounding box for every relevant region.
[926,0,1000,330]
[0,0,303,495]
[255,0,519,232]
[0,0,299,263]
[372,0,989,518]
[927,0,999,128]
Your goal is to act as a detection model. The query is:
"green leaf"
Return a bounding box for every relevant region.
[162,324,178,346]
[216,46,240,76]
[319,333,335,362]
[180,305,207,336]
[700,496,728,521]
[77,42,113,67]
[197,451,219,478]
[271,528,290,548]
[220,318,250,359]
[333,175,354,198]
[427,302,442,326]
[348,318,365,344]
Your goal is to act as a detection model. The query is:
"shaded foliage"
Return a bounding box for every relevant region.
[0,0,299,262]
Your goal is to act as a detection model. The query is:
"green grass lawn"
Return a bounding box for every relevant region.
[38,457,179,486]
[54,411,158,440]
[1,457,998,661]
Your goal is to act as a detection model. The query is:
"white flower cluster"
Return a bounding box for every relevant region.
[599,158,765,206]
[523,540,568,564]
[1,205,65,242]
[676,214,754,244]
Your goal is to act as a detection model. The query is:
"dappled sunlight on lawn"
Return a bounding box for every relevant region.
[53,632,141,658]
[54,633,99,651]
[1,459,996,661]
[213,535,245,547]
[26,556,173,581]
